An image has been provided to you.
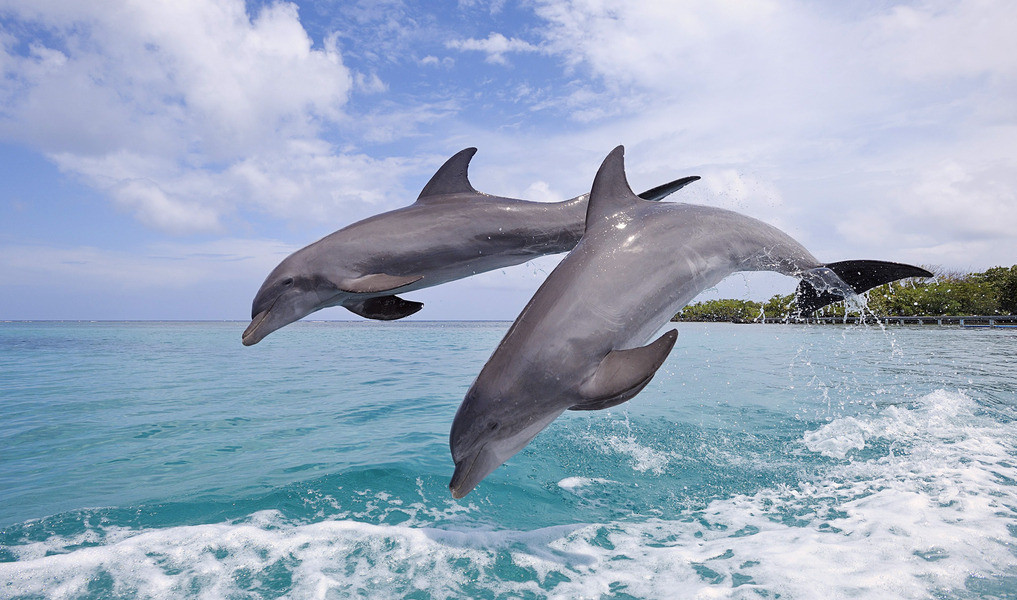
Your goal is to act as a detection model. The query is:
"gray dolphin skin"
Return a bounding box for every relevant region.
[448,146,931,498]
[242,148,699,345]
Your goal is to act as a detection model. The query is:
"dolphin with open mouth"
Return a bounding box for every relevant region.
[448,146,931,498]
[242,148,699,345]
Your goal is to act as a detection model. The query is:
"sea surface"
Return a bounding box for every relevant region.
[1,320,1015,599]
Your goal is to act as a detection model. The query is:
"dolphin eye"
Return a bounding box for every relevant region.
[487,421,499,431]
[281,278,294,287]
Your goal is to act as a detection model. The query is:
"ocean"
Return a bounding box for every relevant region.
[1,320,1015,599]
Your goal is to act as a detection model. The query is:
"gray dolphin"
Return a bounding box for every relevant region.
[448,146,931,498]
[242,148,699,345]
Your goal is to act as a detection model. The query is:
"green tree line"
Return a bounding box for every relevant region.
[673,265,1017,322]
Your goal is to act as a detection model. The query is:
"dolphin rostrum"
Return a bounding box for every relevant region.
[448,146,931,498]
[242,148,699,345]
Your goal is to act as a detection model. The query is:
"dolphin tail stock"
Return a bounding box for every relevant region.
[637,176,701,202]
[795,260,933,315]
[571,329,678,411]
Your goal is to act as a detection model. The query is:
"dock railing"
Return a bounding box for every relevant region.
[761,315,1017,328]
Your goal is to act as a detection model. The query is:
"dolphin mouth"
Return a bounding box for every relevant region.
[449,445,485,499]
[242,308,272,346]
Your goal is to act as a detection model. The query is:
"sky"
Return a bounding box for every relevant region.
[1,0,1015,322]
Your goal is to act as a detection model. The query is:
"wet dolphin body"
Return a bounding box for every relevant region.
[242,148,699,345]
[448,146,932,498]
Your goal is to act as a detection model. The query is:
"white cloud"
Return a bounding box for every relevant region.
[419,55,455,69]
[355,72,388,94]
[43,138,432,232]
[895,160,1017,240]
[112,179,223,234]
[0,0,363,233]
[447,32,539,65]
[351,100,461,144]
[467,255,562,291]
[0,237,308,319]
[518,180,563,203]
[2,0,1016,321]
[457,0,507,14]
[698,169,784,214]
[0,238,295,290]
[873,1,1017,81]
[3,0,351,154]
[528,0,1016,146]
[509,0,1017,271]
[49,150,231,233]
[224,141,427,223]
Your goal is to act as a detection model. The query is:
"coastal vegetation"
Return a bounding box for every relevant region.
[673,265,1017,322]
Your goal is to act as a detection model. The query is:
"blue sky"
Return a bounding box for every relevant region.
[1,0,1015,321]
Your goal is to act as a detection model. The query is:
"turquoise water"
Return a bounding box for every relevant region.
[1,320,1016,599]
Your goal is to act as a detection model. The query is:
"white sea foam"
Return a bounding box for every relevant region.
[804,388,992,459]
[598,433,677,474]
[3,390,1015,599]
[803,416,868,458]
[557,477,615,491]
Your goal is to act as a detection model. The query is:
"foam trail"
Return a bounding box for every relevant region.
[2,391,1015,599]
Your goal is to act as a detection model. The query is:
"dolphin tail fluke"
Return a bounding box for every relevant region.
[795,260,933,315]
[637,176,700,202]
[572,329,678,411]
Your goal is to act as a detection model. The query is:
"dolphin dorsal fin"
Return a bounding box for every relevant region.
[573,329,678,410]
[585,145,644,228]
[416,148,479,202]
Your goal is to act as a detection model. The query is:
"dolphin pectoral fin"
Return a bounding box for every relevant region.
[795,260,933,315]
[344,295,423,321]
[339,273,423,294]
[637,176,700,202]
[572,329,678,411]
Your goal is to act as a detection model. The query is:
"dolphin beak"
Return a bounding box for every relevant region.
[449,444,489,499]
[242,308,271,346]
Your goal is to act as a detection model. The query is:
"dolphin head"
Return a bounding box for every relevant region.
[448,382,566,499]
[242,250,343,346]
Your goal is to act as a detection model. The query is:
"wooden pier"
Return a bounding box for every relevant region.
[760,315,1017,328]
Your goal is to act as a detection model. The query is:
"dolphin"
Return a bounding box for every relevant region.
[448,146,931,498]
[242,148,699,345]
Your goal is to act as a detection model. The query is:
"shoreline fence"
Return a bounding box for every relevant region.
[759,315,1017,328]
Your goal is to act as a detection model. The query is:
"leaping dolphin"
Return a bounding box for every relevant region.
[448,146,931,498]
[242,148,699,345]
